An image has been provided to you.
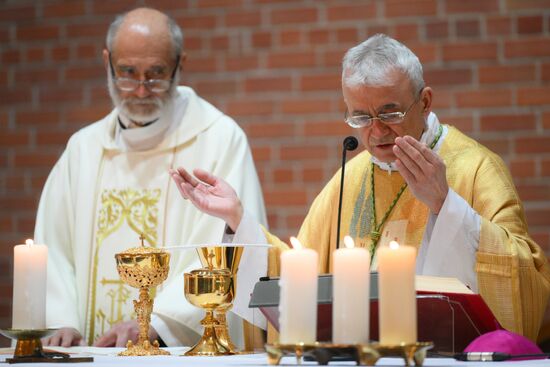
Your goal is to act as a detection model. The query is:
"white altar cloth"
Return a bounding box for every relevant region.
[1,347,549,366]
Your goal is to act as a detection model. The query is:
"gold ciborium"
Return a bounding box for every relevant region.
[183,245,243,356]
[115,235,170,356]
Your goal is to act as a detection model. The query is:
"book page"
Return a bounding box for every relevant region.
[415,275,474,294]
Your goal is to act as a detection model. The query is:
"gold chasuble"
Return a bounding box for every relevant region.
[265,125,550,341]
[87,149,173,342]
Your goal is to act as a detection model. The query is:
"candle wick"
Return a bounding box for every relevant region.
[25,239,34,247]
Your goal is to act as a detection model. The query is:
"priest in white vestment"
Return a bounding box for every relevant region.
[35,8,267,348]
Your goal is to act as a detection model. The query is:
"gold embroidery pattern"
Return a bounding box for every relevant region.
[88,189,161,344]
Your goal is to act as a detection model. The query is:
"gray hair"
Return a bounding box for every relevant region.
[342,34,424,95]
[105,9,183,59]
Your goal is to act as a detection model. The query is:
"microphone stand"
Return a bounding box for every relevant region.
[336,136,358,249]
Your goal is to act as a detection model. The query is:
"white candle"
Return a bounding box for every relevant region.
[332,236,370,344]
[12,239,48,329]
[378,241,416,345]
[278,237,318,344]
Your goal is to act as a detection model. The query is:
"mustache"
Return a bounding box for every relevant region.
[122,97,162,106]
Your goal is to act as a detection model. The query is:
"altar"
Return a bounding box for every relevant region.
[6,240,546,366]
[0,347,549,367]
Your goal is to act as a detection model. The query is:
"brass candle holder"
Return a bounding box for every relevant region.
[0,328,93,363]
[265,341,433,366]
[183,245,243,356]
[115,235,170,356]
[0,328,54,358]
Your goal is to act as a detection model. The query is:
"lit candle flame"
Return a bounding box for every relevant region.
[25,239,34,247]
[389,240,399,250]
[289,236,303,250]
[343,235,355,249]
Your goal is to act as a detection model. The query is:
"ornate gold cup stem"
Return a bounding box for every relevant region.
[136,287,152,346]
[186,309,232,356]
[215,307,238,353]
[118,287,169,356]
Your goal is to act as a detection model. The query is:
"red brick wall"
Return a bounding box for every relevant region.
[2,0,550,345]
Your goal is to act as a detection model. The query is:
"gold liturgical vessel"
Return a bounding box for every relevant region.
[184,245,243,356]
[0,329,93,363]
[115,235,170,356]
[0,328,55,359]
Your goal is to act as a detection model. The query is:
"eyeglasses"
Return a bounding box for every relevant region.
[344,91,423,129]
[108,52,180,93]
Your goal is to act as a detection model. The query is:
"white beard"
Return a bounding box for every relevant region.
[107,71,179,124]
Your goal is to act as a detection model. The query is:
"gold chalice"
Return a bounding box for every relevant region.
[183,245,243,356]
[115,235,170,356]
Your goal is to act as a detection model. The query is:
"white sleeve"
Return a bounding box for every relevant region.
[35,151,81,333]
[222,209,268,244]
[222,210,268,330]
[416,189,481,292]
[150,313,200,347]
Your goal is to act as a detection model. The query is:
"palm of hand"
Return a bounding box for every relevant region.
[192,180,239,218]
[170,167,243,230]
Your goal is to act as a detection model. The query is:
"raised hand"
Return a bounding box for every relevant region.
[393,135,449,214]
[169,167,244,231]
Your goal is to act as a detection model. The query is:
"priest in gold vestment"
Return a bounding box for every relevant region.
[170,34,550,342]
[35,8,268,348]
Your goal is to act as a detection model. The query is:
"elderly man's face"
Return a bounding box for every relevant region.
[342,70,429,163]
[107,24,179,123]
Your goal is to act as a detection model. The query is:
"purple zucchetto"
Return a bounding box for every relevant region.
[464,330,543,360]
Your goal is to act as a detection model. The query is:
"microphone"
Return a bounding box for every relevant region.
[343,136,358,151]
[336,136,359,249]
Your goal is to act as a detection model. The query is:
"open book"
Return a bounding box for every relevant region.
[249,273,500,353]
[412,275,499,352]
[416,274,474,294]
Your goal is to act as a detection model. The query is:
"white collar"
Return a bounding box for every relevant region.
[371,112,442,172]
